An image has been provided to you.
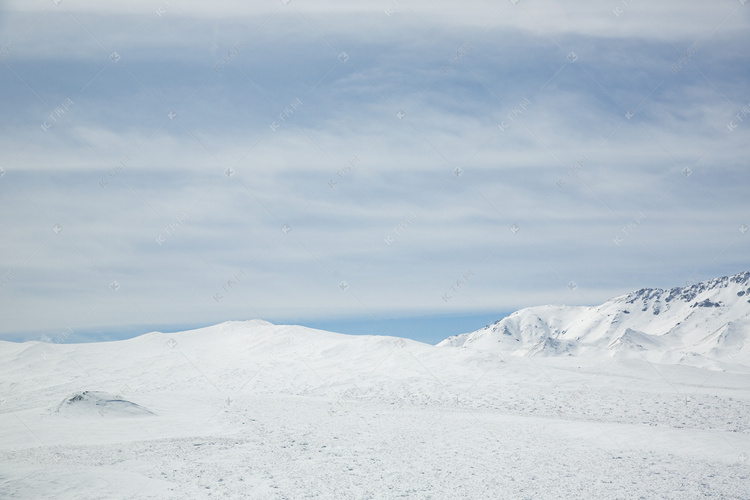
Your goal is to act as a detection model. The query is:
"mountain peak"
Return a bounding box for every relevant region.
[438,271,750,367]
[622,271,750,307]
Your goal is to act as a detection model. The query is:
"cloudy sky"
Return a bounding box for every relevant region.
[1,0,749,344]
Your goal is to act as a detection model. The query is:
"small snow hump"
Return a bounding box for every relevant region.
[54,391,155,417]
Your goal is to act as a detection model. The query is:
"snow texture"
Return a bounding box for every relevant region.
[1,274,750,498]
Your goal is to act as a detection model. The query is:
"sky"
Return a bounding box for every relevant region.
[1,0,749,344]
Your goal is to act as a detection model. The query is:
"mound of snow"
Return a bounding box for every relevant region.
[53,391,155,418]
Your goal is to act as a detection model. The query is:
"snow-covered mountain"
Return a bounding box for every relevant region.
[439,271,750,366]
[3,306,750,498]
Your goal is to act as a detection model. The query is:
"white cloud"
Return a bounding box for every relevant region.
[1,2,748,340]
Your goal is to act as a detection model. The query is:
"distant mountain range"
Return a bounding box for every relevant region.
[438,271,750,368]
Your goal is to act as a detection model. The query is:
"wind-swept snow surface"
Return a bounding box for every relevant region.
[2,305,750,497]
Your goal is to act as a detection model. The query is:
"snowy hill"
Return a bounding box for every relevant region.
[439,271,750,367]
[0,319,464,414]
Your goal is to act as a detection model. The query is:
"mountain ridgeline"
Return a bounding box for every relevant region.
[438,272,750,367]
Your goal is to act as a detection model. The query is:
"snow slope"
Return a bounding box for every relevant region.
[439,271,750,367]
[1,311,749,497]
